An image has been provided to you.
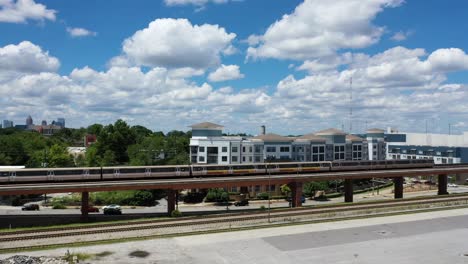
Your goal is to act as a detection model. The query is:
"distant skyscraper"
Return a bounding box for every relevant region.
[26,115,33,126]
[41,120,47,126]
[2,120,13,128]
[56,118,65,128]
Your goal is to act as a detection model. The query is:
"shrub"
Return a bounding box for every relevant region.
[52,203,66,209]
[260,205,266,210]
[205,189,229,202]
[183,192,205,203]
[171,209,182,217]
[256,192,270,200]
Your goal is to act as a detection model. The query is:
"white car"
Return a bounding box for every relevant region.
[448,183,458,188]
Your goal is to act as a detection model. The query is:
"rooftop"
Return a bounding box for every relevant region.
[251,133,294,142]
[367,128,385,133]
[315,128,347,136]
[346,134,364,142]
[189,122,224,129]
[296,133,327,142]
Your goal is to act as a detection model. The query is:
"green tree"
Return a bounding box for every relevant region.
[94,119,136,164]
[47,144,75,168]
[280,184,291,197]
[303,181,329,197]
[101,150,117,166]
[85,145,101,167]
[87,124,103,136]
[131,125,153,144]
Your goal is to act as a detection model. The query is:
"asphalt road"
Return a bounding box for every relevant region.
[1,186,467,215]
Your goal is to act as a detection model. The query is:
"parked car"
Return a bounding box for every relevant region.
[448,183,458,188]
[22,204,39,211]
[234,200,249,206]
[103,204,122,215]
[82,205,99,213]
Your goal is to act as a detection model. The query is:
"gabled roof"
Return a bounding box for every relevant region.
[251,133,293,142]
[189,122,224,129]
[367,128,385,133]
[296,133,327,142]
[346,134,364,142]
[315,128,347,136]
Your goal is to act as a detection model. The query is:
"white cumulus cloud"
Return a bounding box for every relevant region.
[247,0,403,61]
[208,64,244,82]
[0,41,59,76]
[0,0,56,23]
[66,27,97,38]
[121,18,236,69]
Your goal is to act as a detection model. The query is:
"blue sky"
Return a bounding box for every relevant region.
[0,0,467,135]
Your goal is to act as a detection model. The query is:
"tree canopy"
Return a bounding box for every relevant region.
[0,120,191,168]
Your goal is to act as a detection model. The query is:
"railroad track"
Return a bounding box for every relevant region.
[2,193,468,239]
[1,194,468,251]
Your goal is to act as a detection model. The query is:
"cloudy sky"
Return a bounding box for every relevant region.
[0,0,467,135]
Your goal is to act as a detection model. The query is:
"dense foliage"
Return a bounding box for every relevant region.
[0,119,191,168]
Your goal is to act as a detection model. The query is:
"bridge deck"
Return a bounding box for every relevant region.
[0,166,467,195]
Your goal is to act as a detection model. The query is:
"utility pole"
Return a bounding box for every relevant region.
[349,77,353,133]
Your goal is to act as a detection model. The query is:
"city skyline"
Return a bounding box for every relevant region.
[0,0,467,135]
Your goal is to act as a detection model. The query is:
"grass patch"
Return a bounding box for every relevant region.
[129,250,150,258]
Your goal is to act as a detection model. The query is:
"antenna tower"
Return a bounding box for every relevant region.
[349,77,353,133]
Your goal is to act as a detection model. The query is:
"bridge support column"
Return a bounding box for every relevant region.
[167,189,176,216]
[344,179,353,203]
[394,177,404,199]
[81,191,89,220]
[438,174,448,195]
[289,182,303,208]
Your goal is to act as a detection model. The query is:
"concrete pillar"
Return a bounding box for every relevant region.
[394,177,404,199]
[167,189,176,215]
[438,174,448,195]
[344,179,353,203]
[81,191,89,219]
[289,182,303,207]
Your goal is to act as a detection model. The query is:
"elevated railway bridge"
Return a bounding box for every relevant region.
[0,163,467,218]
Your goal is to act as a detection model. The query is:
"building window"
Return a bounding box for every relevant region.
[254,145,262,153]
[280,146,290,152]
[249,146,253,153]
[191,156,197,163]
[222,156,227,162]
[232,146,238,153]
[242,156,246,162]
[255,185,261,192]
[249,156,252,162]
[255,156,261,162]
[231,186,238,193]
[199,146,205,152]
[312,145,325,162]
[266,146,276,152]
[269,185,276,191]
[199,156,205,162]
[352,144,362,160]
[334,145,345,160]
[222,147,228,152]
[232,156,238,162]
[242,146,246,152]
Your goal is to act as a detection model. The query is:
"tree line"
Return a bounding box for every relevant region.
[0,119,191,168]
